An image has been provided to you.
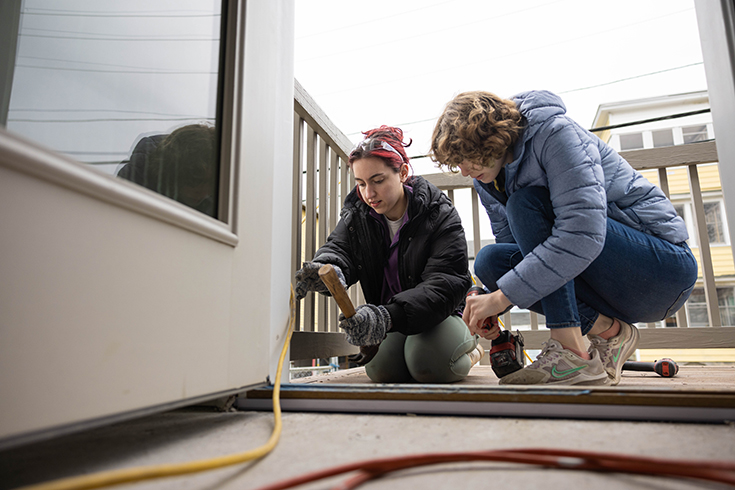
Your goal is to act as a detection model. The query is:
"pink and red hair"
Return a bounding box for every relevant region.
[348,126,413,174]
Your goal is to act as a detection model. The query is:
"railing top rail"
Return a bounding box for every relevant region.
[422,140,719,190]
[294,79,352,161]
[619,140,718,171]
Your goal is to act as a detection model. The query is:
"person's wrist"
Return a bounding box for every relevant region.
[493,289,513,311]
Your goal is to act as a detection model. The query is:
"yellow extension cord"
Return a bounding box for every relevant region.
[17,288,297,490]
[16,281,530,490]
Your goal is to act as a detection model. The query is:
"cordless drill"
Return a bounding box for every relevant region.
[466,286,525,378]
[623,358,679,377]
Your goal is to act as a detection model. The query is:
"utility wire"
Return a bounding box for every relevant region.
[21,10,219,18]
[8,117,214,123]
[298,0,567,63]
[16,64,216,74]
[18,55,206,75]
[9,108,208,118]
[559,62,704,95]
[588,108,711,133]
[20,33,217,41]
[405,108,712,161]
[22,27,214,39]
[343,62,707,137]
[296,0,459,39]
[305,7,694,97]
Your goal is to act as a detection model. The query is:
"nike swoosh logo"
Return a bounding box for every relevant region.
[551,365,586,378]
[612,341,625,363]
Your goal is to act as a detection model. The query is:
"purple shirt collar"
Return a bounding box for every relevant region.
[368,185,413,304]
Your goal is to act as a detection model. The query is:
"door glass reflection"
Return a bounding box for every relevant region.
[2,0,223,218]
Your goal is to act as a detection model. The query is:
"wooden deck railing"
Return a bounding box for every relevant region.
[290,81,735,358]
[290,79,359,360]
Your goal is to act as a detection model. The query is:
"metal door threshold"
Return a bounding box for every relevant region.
[238,383,735,423]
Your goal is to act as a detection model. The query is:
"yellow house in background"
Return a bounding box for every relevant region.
[592,91,735,362]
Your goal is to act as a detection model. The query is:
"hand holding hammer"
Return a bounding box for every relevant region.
[318,264,382,366]
[318,264,355,317]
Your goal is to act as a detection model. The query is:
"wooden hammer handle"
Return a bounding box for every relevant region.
[318,264,356,318]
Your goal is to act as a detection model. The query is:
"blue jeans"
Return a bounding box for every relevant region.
[474,187,698,334]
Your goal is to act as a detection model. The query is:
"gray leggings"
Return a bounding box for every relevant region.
[364,315,478,383]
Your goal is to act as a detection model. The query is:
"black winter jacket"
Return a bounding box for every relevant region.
[313,176,471,335]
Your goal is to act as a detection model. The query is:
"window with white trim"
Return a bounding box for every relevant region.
[619,132,644,151]
[673,199,729,246]
[687,287,735,326]
[652,129,674,148]
[2,0,225,219]
[682,124,709,144]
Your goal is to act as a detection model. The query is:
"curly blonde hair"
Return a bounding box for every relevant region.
[430,91,524,171]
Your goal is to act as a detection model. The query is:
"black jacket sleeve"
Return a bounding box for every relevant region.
[311,216,359,287]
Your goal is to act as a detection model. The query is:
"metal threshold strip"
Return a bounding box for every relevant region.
[238,383,735,423]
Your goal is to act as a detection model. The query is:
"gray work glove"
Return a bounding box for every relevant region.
[294,261,346,300]
[339,304,391,346]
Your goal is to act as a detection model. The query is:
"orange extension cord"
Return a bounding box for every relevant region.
[253,447,735,490]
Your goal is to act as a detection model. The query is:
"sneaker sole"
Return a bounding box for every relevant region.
[499,371,611,386]
[544,373,611,386]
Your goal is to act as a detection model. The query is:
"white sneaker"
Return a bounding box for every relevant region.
[468,343,485,367]
[588,320,640,386]
[499,339,610,386]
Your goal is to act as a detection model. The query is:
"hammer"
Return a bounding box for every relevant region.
[318,264,377,366]
[318,264,355,317]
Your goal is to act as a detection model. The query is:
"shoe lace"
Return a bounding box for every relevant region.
[529,340,563,368]
[588,336,604,348]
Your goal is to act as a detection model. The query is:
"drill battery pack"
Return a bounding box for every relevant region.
[489,329,525,378]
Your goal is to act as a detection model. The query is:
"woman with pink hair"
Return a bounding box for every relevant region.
[295,126,479,383]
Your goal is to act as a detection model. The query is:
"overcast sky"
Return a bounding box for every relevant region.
[294,0,708,176]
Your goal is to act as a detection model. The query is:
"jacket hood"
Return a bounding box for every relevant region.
[503,90,568,178]
[511,90,567,145]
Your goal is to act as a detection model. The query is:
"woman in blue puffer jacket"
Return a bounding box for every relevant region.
[430,90,698,386]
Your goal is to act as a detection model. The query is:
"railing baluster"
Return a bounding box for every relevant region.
[303,126,318,332]
[658,167,689,328]
[329,149,340,332]
[688,163,722,327]
[347,169,361,308]
[292,114,304,330]
[658,167,670,196]
[530,312,538,330]
[471,188,482,261]
[317,137,329,332]
[503,312,512,329]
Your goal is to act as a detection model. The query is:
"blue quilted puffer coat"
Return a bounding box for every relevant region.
[475,90,688,309]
